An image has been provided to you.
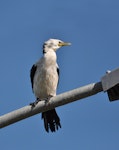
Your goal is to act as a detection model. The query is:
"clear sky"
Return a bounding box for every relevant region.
[0,0,119,149]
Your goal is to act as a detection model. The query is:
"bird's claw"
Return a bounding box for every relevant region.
[44,95,53,104]
[30,96,53,107]
[30,98,40,107]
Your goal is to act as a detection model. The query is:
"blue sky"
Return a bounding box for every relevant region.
[0,0,119,149]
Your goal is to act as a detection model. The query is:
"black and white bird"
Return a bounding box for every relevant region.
[30,39,71,132]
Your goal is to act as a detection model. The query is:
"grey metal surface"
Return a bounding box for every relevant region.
[0,82,103,128]
[101,68,119,91]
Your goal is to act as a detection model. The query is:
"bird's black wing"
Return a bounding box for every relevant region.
[30,64,37,90]
[57,66,60,86]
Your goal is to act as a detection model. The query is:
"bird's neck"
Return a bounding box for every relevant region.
[44,50,57,64]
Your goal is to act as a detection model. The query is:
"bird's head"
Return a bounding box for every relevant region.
[43,39,71,53]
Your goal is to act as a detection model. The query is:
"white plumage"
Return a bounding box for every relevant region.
[30,39,71,132]
[33,50,58,98]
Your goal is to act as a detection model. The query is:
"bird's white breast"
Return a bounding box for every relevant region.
[33,51,59,99]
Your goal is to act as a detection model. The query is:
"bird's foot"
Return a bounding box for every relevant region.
[44,95,53,104]
[30,98,40,107]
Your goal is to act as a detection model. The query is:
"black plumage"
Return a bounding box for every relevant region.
[42,109,61,132]
[30,64,37,89]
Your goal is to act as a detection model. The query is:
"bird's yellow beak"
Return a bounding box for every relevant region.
[58,42,71,47]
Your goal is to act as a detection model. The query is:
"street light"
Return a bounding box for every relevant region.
[101,68,119,101]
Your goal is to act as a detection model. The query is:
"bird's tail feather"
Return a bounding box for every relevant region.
[42,109,61,132]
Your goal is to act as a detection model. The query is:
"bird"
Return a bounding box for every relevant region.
[30,38,71,132]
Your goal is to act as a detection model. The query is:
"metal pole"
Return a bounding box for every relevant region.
[0,82,103,128]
